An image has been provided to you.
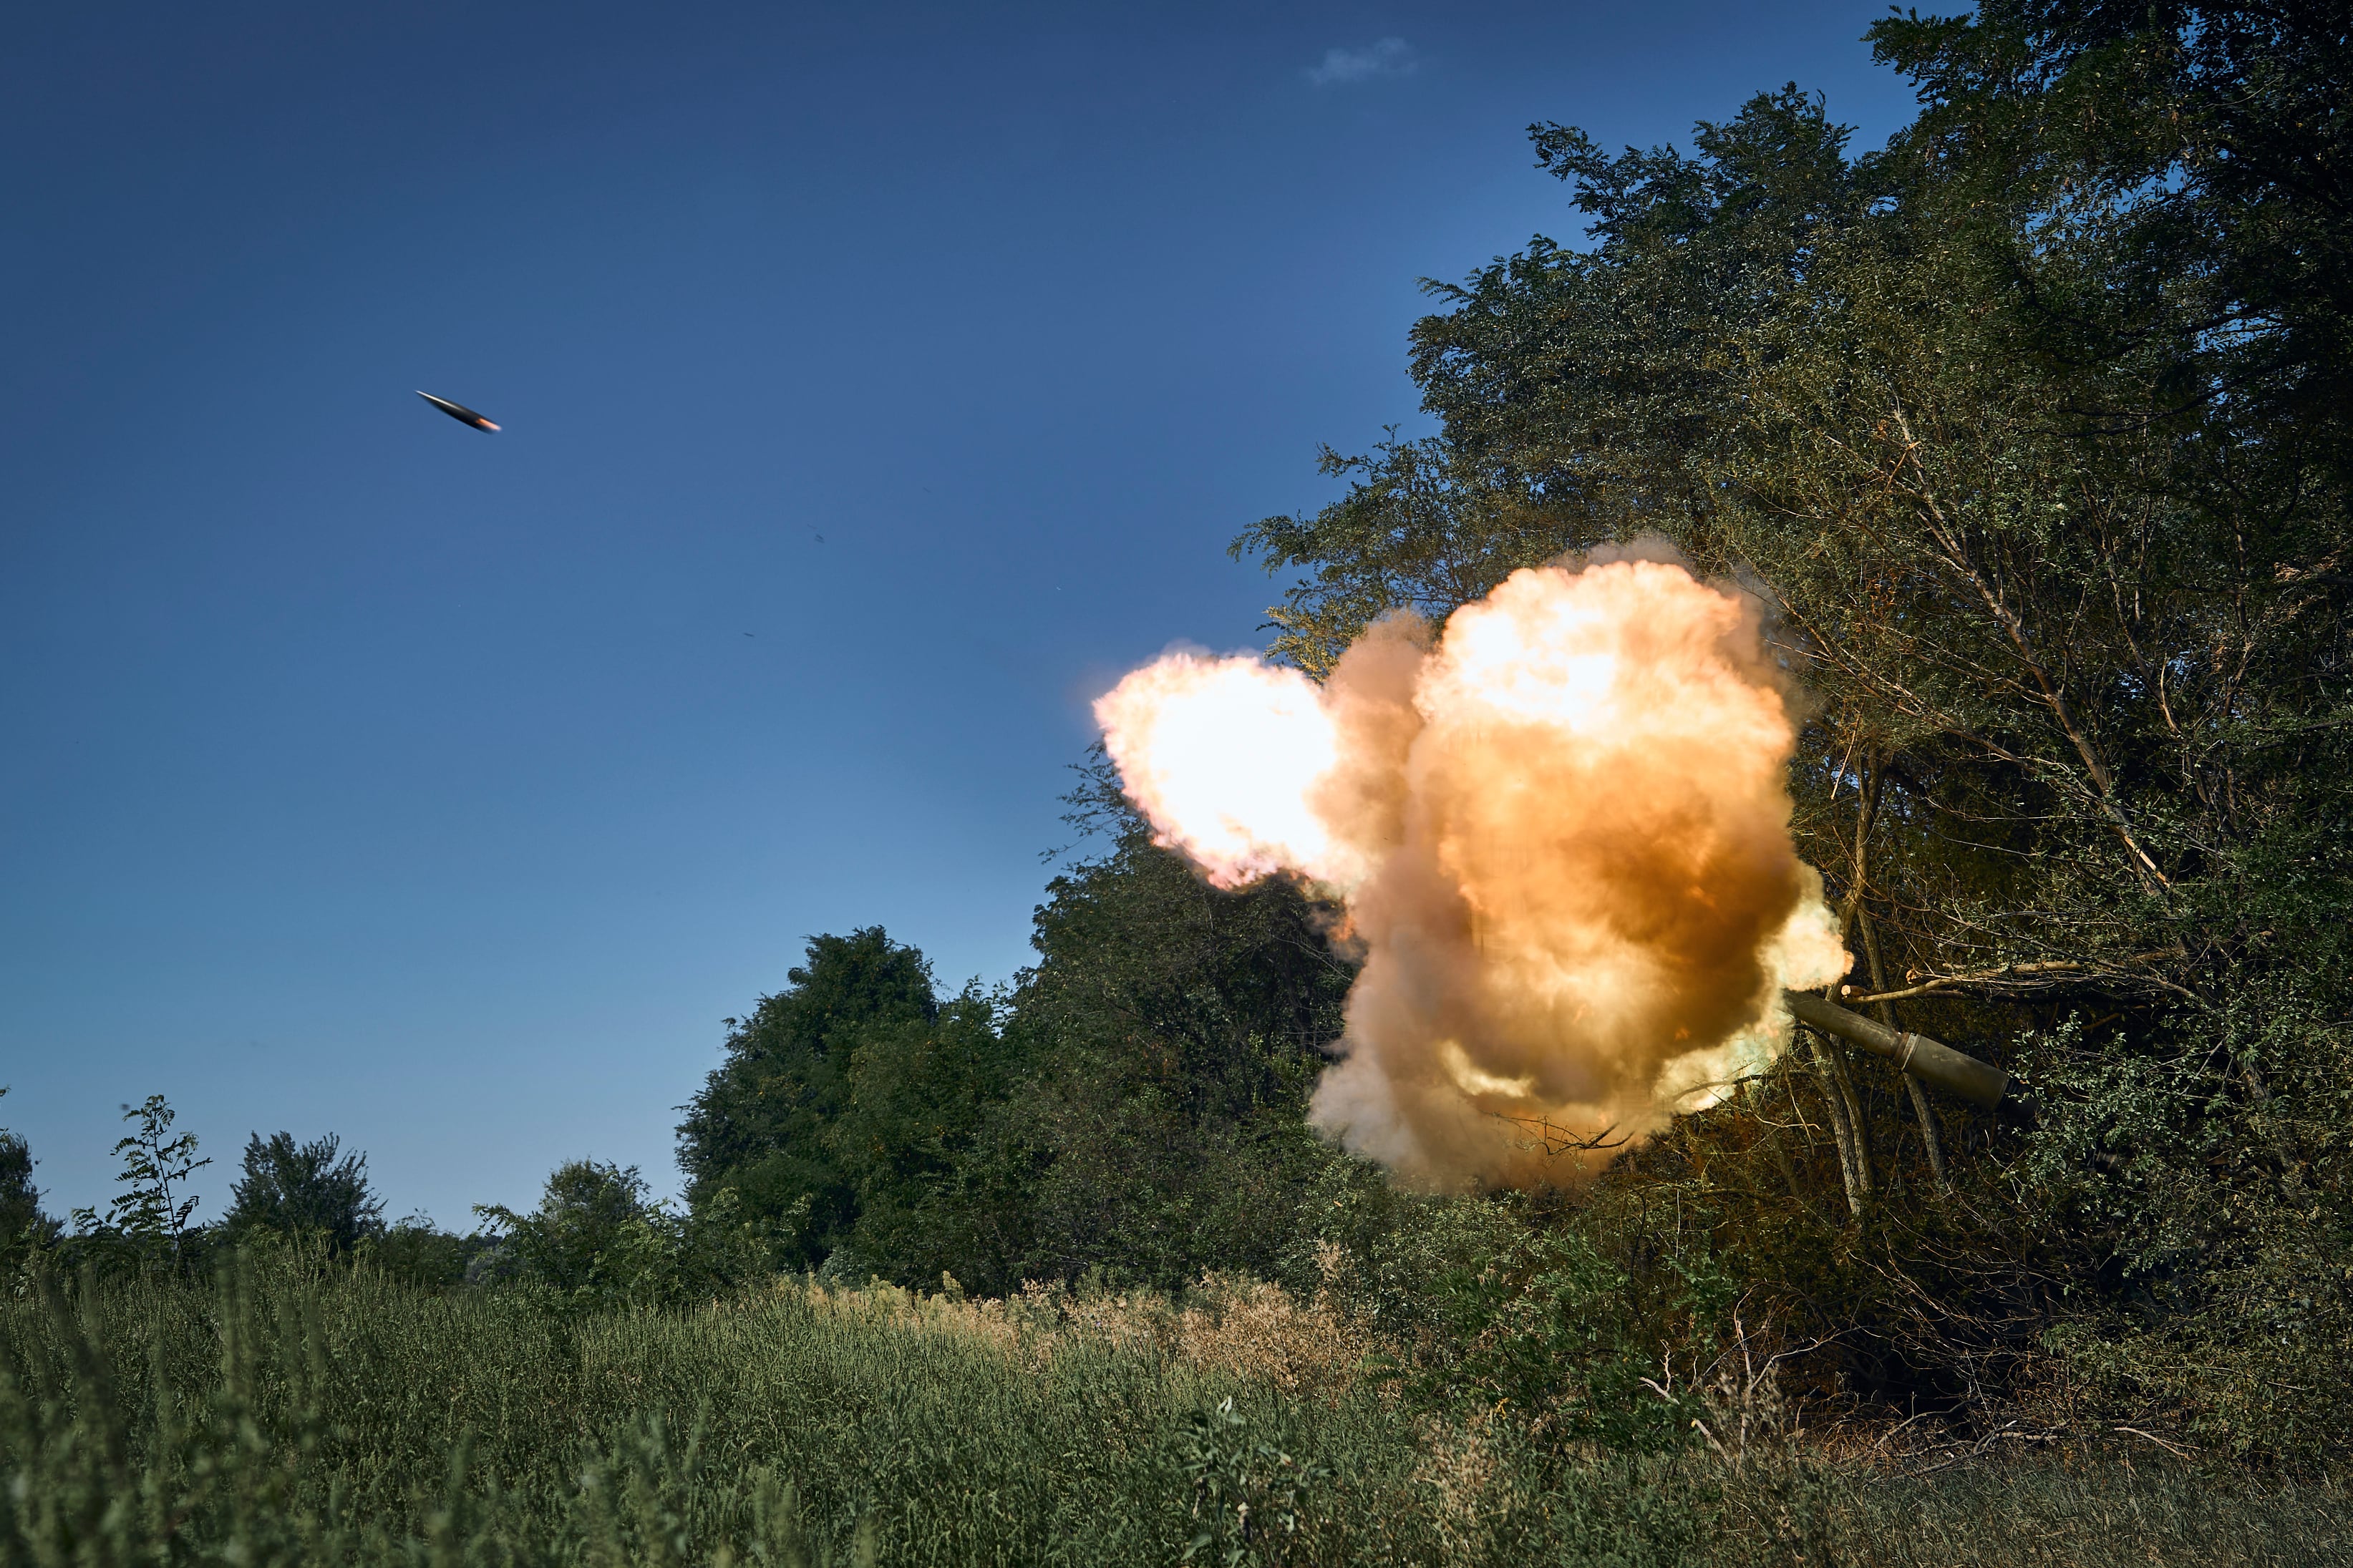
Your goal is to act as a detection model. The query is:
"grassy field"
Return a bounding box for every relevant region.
[1,1263,2344,1567]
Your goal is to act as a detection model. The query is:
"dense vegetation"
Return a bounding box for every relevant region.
[4,2,2349,1557]
[1241,0,2353,1459]
[1,1260,2344,1567]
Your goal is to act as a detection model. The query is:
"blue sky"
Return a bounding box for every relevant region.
[1,1,1918,1227]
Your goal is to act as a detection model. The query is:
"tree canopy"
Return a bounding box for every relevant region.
[676,926,940,1266]
[1228,1,2352,1450]
[672,767,1356,1296]
[0,1091,56,1270]
[224,1131,386,1255]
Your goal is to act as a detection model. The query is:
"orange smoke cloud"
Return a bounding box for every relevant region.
[1092,545,1848,1189]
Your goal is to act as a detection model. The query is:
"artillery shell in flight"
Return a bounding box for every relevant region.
[415,391,500,432]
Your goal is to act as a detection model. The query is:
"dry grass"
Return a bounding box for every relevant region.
[793,1252,1379,1399]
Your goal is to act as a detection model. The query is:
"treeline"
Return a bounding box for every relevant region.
[0,1089,486,1290]
[6,0,2349,1469]
[0,784,1364,1311]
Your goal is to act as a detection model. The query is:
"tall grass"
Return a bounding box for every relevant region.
[1,1260,2344,1566]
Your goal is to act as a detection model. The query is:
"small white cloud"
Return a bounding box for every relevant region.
[1306,37,1417,87]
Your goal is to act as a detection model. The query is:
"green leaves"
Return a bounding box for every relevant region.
[676,929,941,1269]
[1228,1,2353,1456]
[1174,1398,1331,1568]
[0,1093,54,1276]
[980,794,1354,1294]
[62,1096,213,1272]
[471,1162,777,1315]
[224,1133,384,1257]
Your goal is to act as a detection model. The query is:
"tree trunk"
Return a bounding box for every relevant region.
[1863,906,1949,1190]
[1805,1030,1869,1219]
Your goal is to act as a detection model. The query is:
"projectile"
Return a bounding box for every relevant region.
[415,390,500,432]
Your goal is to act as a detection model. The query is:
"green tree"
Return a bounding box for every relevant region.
[0,1089,59,1270]
[477,1159,772,1310]
[959,760,1358,1294]
[1231,7,2351,1454]
[74,1094,211,1267]
[665,781,1359,1296]
[1878,1,2353,474]
[360,1214,496,1290]
[676,927,939,1268]
[826,985,1019,1287]
[223,1131,386,1255]
[476,1159,653,1298]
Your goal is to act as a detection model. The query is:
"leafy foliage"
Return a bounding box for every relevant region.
[64,1096,212,1272]
[671,769,1355,1297]
[357,1214,498,1291]
[223,1131,385,1255]
[676,927,939,1267]
[0,1094,56,1275]
[815,986,1018,1288]
[474,1160,772,1313]
[966,766,1356,1295]
[1175,1397,1332,1567]
[1230,3,2352,1456]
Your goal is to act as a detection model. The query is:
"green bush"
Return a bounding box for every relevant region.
[474,1162,778,1315]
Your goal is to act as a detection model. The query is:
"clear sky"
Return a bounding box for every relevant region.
[1,1,1918,1229]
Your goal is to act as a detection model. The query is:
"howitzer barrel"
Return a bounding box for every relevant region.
[1783,991,2009,1108]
